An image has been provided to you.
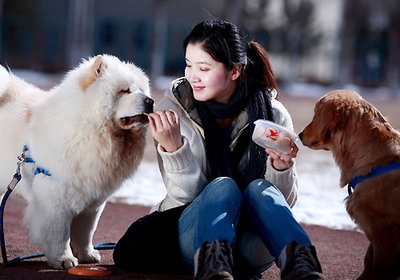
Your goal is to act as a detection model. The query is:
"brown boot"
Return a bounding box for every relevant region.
[279,241,327,280]
[194,240,234,280]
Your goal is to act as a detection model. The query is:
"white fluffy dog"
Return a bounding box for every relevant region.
[0,55,153,269]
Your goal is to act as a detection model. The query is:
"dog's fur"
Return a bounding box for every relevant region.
[299,89,400,279]
[0,55,153,269]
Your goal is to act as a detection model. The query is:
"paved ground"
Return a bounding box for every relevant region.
[0,197,369,279]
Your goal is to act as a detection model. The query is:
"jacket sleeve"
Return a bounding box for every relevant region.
[151,94,209,212]
[264,98,298,207]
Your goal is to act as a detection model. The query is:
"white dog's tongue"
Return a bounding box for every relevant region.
[119,114,148,129]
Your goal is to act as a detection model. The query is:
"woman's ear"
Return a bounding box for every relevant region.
[231,65,243,81]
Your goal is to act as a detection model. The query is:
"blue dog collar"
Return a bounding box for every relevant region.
[22,145,51,176]
[348,162,400,195]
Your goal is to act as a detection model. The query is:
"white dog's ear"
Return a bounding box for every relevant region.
[80,55,108,91]
[92,55,108,78]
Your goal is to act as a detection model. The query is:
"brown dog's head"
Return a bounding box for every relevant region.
[299,90,368,151]
[299,89,398,184]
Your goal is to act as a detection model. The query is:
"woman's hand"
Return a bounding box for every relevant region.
[265,141,298,171]
[148,110,183,153]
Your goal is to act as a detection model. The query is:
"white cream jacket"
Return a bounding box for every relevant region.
[152,78,298,212]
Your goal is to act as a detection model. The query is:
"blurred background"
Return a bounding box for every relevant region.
[0,0,399,95]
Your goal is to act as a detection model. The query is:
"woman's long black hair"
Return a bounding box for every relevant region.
[183,19,277,188]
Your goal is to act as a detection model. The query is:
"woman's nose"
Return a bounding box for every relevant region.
[187,70,200,83]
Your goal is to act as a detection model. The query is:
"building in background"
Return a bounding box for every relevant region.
[0,0,399,91]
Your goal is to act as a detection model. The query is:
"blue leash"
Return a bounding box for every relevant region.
[0,185,14,265]
[0,157,23,266]
[0,148,116,266]
[4,242,116,266]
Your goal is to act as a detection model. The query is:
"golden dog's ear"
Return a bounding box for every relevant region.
[300,98,338,148]
[328,96,355,131]
[333,105,350,131]
[314,95,353,144]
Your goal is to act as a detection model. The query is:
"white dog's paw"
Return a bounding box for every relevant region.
[76,249,101,264]
[48,254,79,270]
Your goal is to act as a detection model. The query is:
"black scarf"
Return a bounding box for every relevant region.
[195,83,273,190]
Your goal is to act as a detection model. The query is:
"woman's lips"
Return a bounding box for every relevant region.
[192,86,205,91]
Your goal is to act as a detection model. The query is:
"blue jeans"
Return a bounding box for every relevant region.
[178,177,311,272]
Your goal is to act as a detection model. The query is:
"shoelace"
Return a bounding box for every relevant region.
[204,241,232,271]
[197,241,233,279]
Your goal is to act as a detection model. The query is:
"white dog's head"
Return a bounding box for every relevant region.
[63,54,153,131]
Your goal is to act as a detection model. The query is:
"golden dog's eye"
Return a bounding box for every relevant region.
[119,88,131,94]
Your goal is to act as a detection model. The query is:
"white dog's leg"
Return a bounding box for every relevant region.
[44,239,78,270]
[23,198,78,269]
[69,202,105,263]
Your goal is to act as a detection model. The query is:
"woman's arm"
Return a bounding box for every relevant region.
[264,98,298,207]
[149,96,208,211]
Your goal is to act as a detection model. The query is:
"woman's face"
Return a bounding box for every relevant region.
[184,43,241,104]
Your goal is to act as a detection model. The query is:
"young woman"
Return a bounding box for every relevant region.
[114,19,326,280]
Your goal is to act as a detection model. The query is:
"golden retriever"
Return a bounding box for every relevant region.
[299,89,400,280]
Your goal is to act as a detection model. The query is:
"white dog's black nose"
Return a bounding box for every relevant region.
[144,97,154,114]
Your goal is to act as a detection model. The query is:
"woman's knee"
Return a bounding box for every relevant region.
[244,179,286,207]
[244,179,274,199]
[204,177,242,201]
